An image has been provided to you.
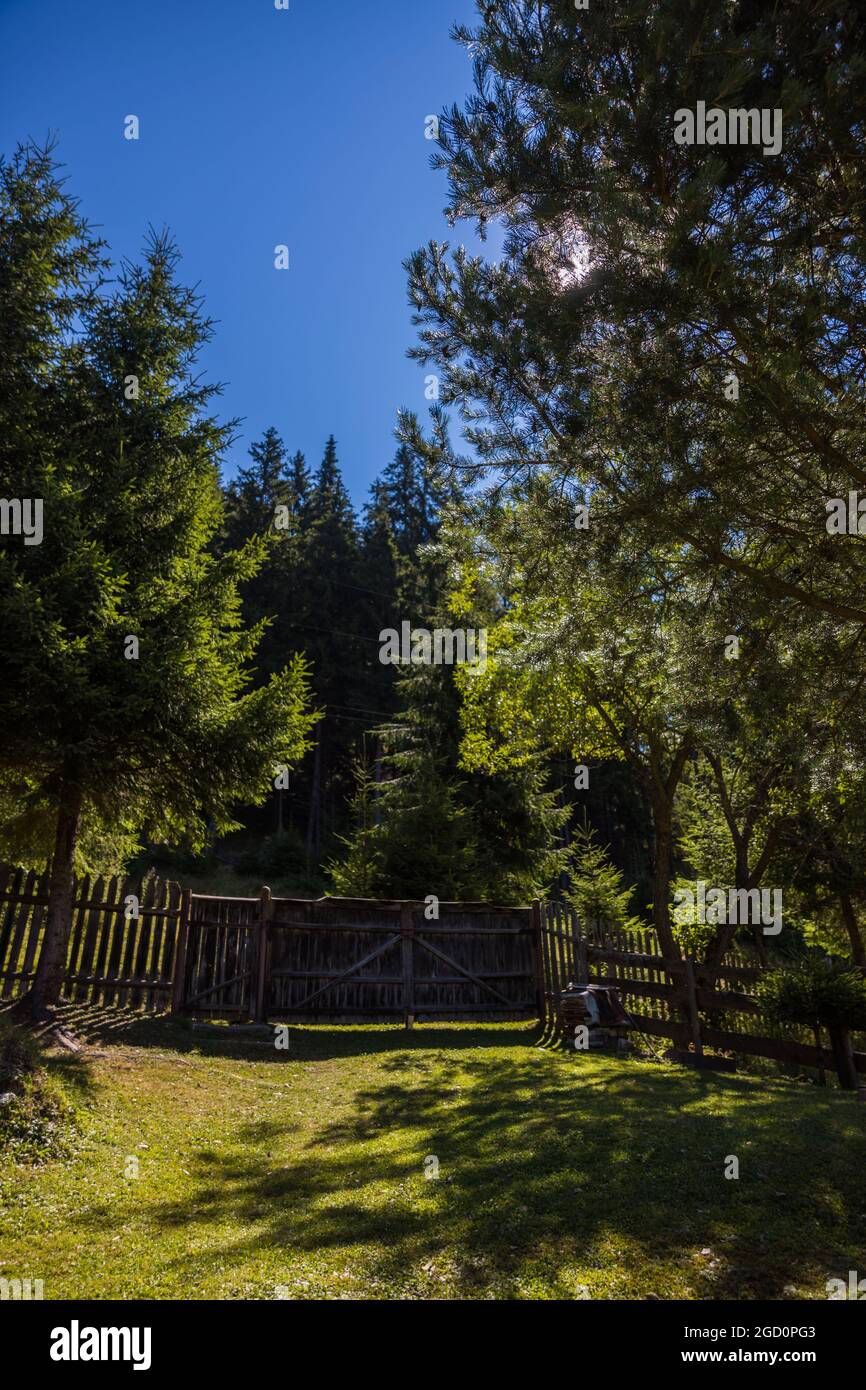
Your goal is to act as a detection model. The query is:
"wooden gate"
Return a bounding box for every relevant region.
[179,892,261,1018]
[177,894,535,1022]
[263,897,535,1022]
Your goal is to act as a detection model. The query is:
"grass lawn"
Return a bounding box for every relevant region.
[1,1013,864,1300]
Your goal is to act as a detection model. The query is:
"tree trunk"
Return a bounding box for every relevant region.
[827,1024,858,1090]
[706,856,761,980]
[703,750,781,979]
[650,800,677,959]
[25,772,83,1021]
[813,1026,827,1087]
[305,740,322,869]
[732,850,769,966]
[373,738,383,829]
[840,893,866,967]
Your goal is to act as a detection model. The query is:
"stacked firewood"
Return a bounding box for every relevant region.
[557,983,633,1048]
[558,987,597,1032]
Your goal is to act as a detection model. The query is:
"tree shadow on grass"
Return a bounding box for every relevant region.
[76,1044,866,1300]
[55,1003,538,1063]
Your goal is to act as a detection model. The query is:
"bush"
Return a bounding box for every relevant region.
[0,1018,36,1090]
[756,957,866,1032]
[0,1020,78,1163]
[142,842,219,877]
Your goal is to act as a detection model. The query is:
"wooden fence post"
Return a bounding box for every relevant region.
[531,899,546,1027]
[170,888,192,1015]
[400,903,415,1029]
[683,958,703,1057]
[254,886,273,1023]
[576,932,589,986]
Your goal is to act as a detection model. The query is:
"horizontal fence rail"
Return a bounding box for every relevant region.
[536,900,866,1079]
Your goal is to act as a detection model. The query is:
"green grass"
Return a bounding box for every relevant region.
[1,1011,864,1300]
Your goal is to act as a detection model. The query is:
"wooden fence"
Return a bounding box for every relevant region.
[0,864,183,1010]
[2,865,862,1075]
[0,867,535,1023]
[536,901,866,1078]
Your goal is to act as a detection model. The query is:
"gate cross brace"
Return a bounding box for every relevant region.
[414,934,513,1006]
[185,967,253,1007]
[289,933,402,1011]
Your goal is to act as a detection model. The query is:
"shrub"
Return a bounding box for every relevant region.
[0,1018,37,1090]
[0,1020,78,1163]
[756,958,866,1032]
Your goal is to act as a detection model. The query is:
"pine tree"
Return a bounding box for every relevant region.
[0,160,318,1019]
[287,449,311,522]
[293,437,363,862]
[564,819,642,941]
[224,426,291,549]
[406,5,866,943]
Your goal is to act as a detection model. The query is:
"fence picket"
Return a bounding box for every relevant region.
[0,867,24,978]
[92,876,121,1006]
[1,868,35,998]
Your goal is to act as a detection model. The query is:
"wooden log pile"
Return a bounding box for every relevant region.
[557,983,634,1049]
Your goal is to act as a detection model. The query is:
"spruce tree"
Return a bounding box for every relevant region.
[287,449,311,520]
[0,158,318,1019]
[222,427,296,684]
[565,819,642,941]
[296,437,363,862]
[327,759,384,898]
[224,426,291,550]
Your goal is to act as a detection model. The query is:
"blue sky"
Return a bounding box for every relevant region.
[0,0,488,505]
